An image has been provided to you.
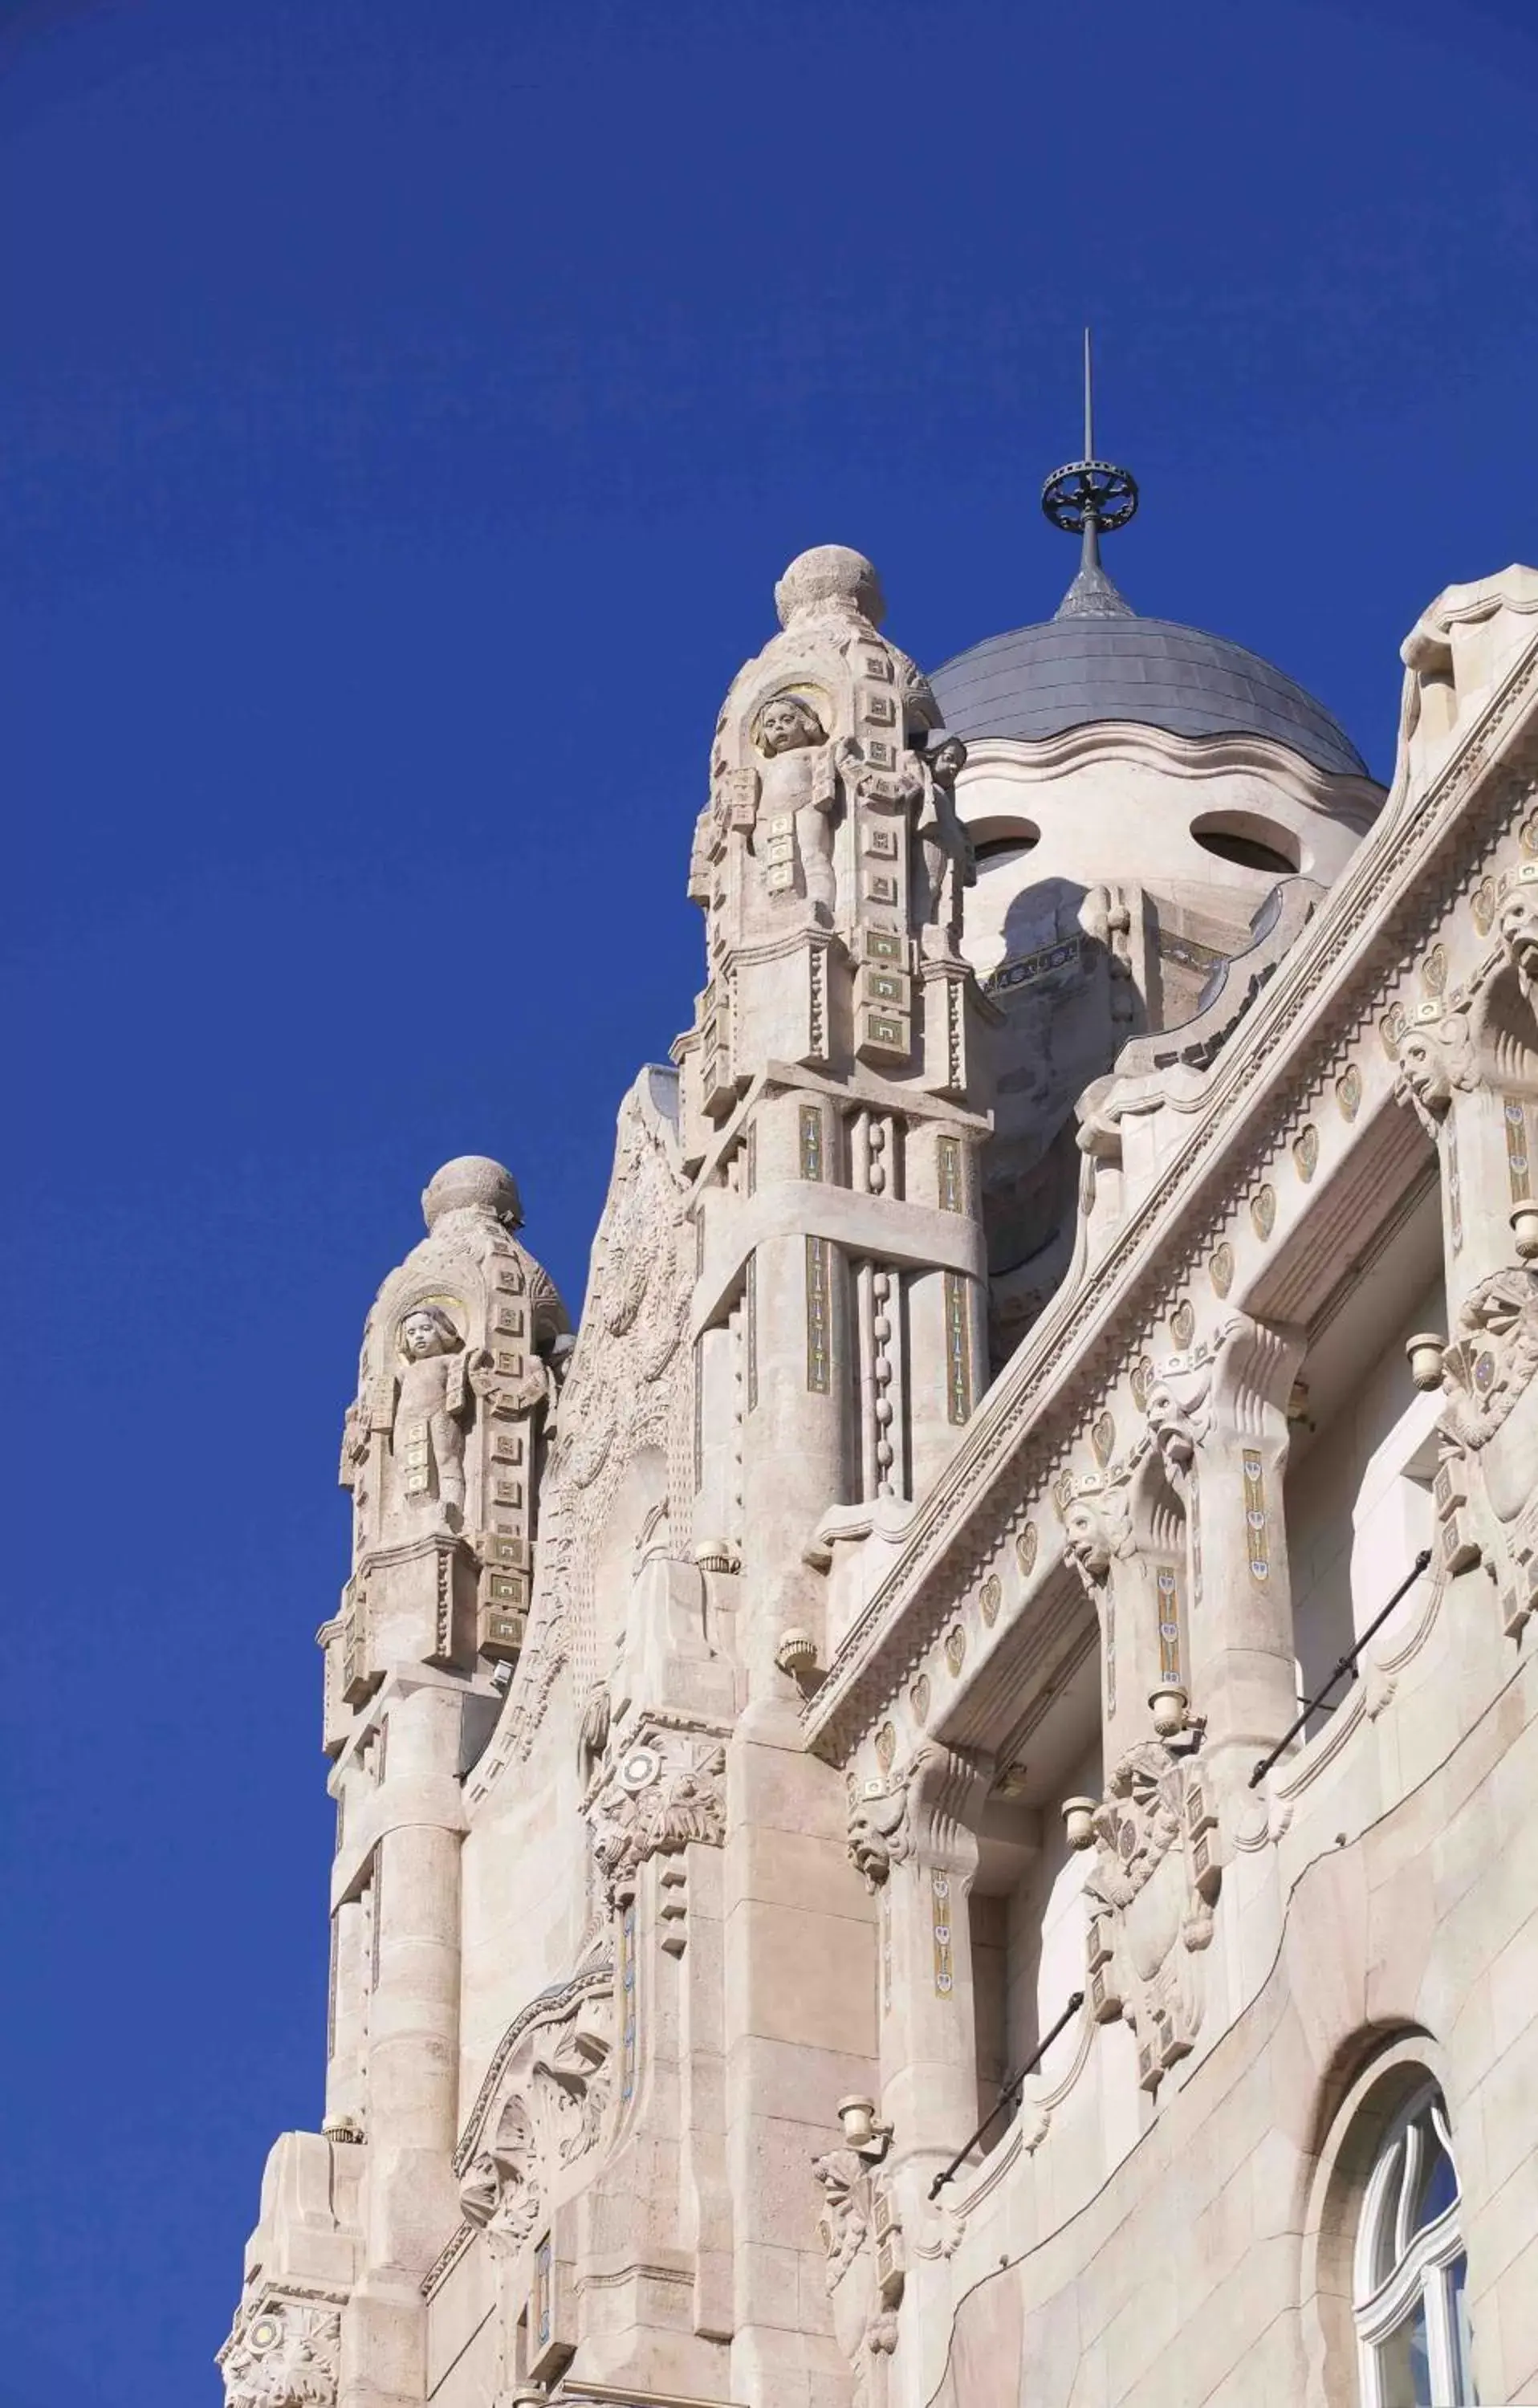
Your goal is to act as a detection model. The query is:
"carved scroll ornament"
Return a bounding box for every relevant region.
[456,1990,613,2256]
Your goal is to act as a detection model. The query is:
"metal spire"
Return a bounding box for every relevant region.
[1041,328,1139,620]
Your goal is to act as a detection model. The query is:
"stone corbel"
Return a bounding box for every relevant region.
[844,1740,991,1893]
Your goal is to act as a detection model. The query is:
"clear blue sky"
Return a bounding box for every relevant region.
[5,1,1536,2398]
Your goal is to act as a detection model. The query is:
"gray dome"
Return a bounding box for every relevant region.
[929,614,1368,779]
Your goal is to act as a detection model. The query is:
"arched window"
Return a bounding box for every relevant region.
[1353,2083,1475,2406]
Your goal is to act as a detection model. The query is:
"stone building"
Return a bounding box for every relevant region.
[220,445,1538,2408]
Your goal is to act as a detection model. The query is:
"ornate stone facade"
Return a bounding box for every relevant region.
[225,539,1538,2408]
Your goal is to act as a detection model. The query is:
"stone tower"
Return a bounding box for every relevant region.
[678,540,996,1675]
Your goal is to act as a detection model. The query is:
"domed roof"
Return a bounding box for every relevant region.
[930,611,1368,779]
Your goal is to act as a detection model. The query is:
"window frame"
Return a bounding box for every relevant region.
[1352,2083,1471,2408]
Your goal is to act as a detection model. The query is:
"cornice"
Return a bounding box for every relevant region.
[955,721,1385,825]
[802,618,1538,1759]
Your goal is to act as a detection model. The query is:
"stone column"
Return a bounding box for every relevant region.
[341,1674,466,2408]
[325,1893,370,2135]
[1176,1315,1304,1792]
[738,1088,852,1678]
[723,1718,879,2408]
[866,1745,991,2185]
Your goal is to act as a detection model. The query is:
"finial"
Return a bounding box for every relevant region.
[1041,329,1138,620]
[774,545,885,630]
[421,1156,523,1231]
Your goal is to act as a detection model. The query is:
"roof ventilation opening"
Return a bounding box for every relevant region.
[1190,810,1301,878]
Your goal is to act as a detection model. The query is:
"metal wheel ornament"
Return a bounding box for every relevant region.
[1041,458,1140,535]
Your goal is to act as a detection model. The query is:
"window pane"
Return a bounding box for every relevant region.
[1376,2295,1433,2408]
[1409,2114,1459,2238]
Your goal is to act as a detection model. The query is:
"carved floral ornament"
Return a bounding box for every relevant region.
[584,1714,727,1901]
[456,1983,613,2255]
[219,2294,342,2408]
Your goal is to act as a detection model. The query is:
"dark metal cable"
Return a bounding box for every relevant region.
[928,1991,1086,2201]
[1249,1549,1432,1791]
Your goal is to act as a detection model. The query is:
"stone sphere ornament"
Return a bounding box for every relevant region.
[421,1155,523,1230]
[773,544,885,629]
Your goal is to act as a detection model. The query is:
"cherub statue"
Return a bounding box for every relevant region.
[391,1304,473,1526]
[753,690,837,918]
[914,734,974,933]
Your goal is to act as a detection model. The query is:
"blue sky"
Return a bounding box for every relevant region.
[5,1,1537,2398]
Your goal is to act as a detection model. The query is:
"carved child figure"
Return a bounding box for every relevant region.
[391,1304,471,1527]
[754,690,838,919]
[914,734,974,934]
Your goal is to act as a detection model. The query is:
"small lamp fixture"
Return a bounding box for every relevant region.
[1148,1682,1190,1739]
[1061,1796,1099,1852]
[836,2094,892,2159]
[775,1626,820,1678]
[1405,1332,1447,1392]
[1510,1200,1538,1262]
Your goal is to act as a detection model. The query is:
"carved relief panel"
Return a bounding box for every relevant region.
[1079,1736,1220,2092]
[1437,1260,1538,1631]
[454,1975,614,2259]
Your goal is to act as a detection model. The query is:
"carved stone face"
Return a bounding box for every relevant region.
[399,1307,459,1361]
[1395,1034,1451,1116]
[1145,1384,1195,1470]
[756,694,825,756]
[1499,891,1538,980]
[1063,1499,1111,1581]
[930,737,966,780]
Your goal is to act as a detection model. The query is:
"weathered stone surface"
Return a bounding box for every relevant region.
[226,551,1538,2408]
